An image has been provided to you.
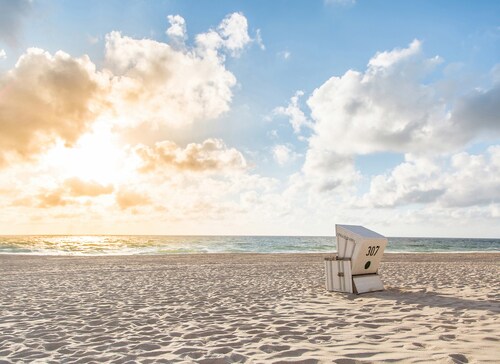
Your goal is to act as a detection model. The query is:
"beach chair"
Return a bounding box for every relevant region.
[325,224,388,294]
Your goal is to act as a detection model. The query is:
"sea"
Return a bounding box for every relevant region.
[0,235,499,255]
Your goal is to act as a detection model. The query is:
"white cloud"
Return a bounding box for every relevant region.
[0,11,256,220]
[196,12,252,58]
[36,189,70,208]
[64,178,114,197]
[307,39,451,156]
[274,91,313,134]
[0,49,6,59]
[217,12,252,56]
[267,129,279,140]
[105,30,236,128]
[300,39,500,194]
[2,16,499,236]
[278,51,291,60]
[368,39,422,68]
[9,176,114,209]
[358,154,445,208]
[0,12,252,168]
[450,83,500,139]
[301,148,360,192]
[441,146,500,207]
[255,29,265,50]
[358,147,500,209]
[272,144,299,165]
[134,138,248,173]
[104,13,255,130]
[491,204,500,218]
[0,48,105,166]
[195,30,224,59]
[166,14,187,48]
[307,39,500,159]
[116,188,150,210]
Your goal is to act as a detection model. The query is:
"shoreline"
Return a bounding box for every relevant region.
[1,253,499,363]
[1,250,499,257]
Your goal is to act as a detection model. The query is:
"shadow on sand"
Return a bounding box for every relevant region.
[346,287,500,314]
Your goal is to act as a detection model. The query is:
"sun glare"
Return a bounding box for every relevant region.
[43,123,134,185]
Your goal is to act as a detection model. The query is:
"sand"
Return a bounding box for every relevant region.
[0,253,498,363]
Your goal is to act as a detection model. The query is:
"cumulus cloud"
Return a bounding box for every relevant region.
[106,30,237,128]
[116,189,150,210]
[272,144,299,165]
[307,40,500,157]
[13,177,114,209]
[0,49,6,59]
[307,39,451,156]
[37,191,70,208]
[217,12,252,56]
[301,148,359,192]
[195,12,252,58]
[0,12,250,167]
[301,39,500,193]
[135,138,248,173]
[0,48,105,166]
[147,171,282,225]
[166,15,187,48]
[358,154,445,208]
[450,84,500,139]
[64,178,114,197]
[0,0,32,47]
[274,91,313,134]
[358,147,500,209]
[440,146,500,207]
[273,145,291,165]
[368,39,422,68]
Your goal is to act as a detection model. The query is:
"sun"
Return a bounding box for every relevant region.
[42,122,135,185]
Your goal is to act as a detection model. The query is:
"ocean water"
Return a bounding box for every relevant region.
[0,235,499,255]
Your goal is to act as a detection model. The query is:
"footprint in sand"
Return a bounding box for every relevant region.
[42,341,68,351]
[273,360,319,364]
[334,359,361,364]
[483,336,499,342]
[364,334,385,342]
[210,347,232,355]
[449,353,469,363]
[439,334,456,341]
[404,342,426,350]
[272,348,310,358]
[308,335,332,343]
[259,344,291,353]
[228,353,248,363]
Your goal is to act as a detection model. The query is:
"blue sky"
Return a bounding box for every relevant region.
[0,0,499,237]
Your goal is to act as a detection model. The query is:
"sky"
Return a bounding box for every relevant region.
[0,0,499,237]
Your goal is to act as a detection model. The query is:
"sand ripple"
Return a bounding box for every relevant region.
[0,253,498,363]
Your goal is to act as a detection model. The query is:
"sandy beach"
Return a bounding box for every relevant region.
[0,253,498,363]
